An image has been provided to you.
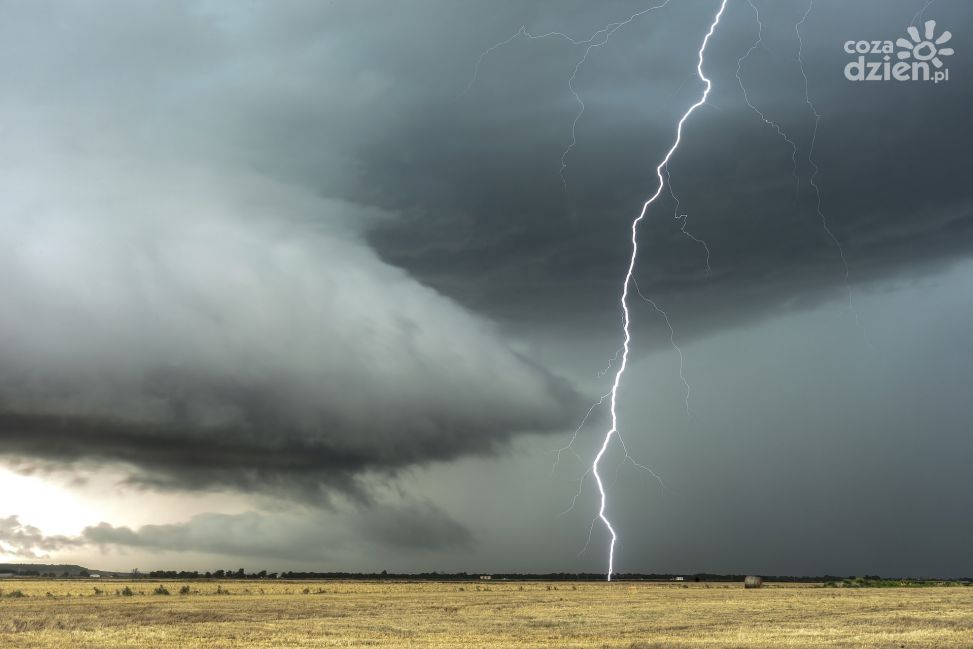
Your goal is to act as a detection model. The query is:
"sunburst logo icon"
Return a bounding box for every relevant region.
[897,20,954,68]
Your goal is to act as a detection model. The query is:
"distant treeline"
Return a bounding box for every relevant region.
[64,571,973,583]
[3,565,971,582]
[824,576,971,588]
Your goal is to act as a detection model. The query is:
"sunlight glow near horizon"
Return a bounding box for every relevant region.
[0,465,265,563]
[0,467,104,546]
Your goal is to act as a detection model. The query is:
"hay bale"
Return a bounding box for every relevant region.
[744,575,763,589]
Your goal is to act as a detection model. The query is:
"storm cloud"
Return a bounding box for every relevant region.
[82,501,473,561]
[356,0,973,338]
[0,0,971,574]
[0,1,582,497]
[0,516,81,558]
[0,151,580,496]
[3,501,473,562]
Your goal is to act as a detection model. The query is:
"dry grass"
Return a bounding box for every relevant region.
[1,579,972,648]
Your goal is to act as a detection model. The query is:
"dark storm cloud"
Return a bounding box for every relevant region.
[0,1,583,496]
[8,0,959,342]
[345,0,973,338]
[0,160,580,495]
[0,0,970,538]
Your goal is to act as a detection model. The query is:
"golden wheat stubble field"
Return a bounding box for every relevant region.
[1,579,972,648]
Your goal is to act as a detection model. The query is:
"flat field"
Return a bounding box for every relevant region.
[1,579,971,648]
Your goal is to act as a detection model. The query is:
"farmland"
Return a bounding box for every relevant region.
[2,579,972,648]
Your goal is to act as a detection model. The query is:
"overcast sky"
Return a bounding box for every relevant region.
[1,0,971,578]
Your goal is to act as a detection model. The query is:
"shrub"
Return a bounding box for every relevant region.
[179,585,191,595]
[120,586,135,597]
[154,585,170,596]
[5,590,26,598]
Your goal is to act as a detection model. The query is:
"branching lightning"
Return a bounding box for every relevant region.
[553,393,611,474]
[796,0,866,342]
[730,0,865,343]
[470,4,706,559]
[554,388,669,520]
[593,0,728,580]
[796,3,842,286]
[556,0,673,188]
[736,0,800,194]
[467,0,874,582]
[596,348,623,378]
[632,278,690,417]
[735,0,865,341]
[665,164,712,275]
[468,1,673,189]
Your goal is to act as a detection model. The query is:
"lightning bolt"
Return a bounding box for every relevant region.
[467,0,870,582]
[556,0,674,188]
[467,1,673,189]
[632,278,690,418]
[596,348,623,379]
[734,0,866,342]
[736,0,800,194]
[593,0,728,581]
[796,0,868,342]
[471,5,698,537]
[553,392,611,474]
[665,164,712,276]
[554,388,669,523]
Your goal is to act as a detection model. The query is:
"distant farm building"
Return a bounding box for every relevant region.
[673,576,685,581]
[479,575,492,580]
[744,575,763,589]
